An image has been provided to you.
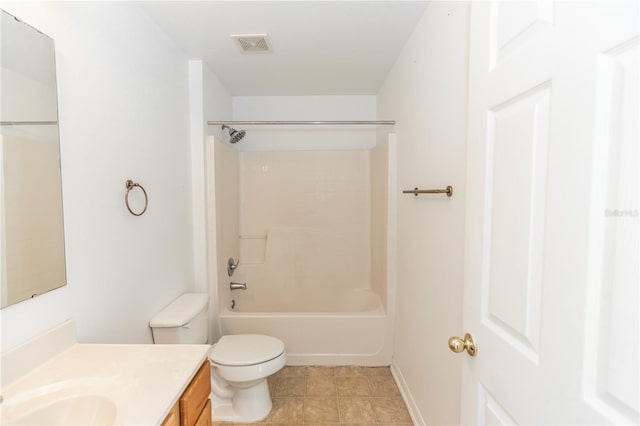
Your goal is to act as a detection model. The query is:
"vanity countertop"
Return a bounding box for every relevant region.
[0,324,211,425]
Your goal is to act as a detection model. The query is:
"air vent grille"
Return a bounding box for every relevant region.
[232,34,269,53]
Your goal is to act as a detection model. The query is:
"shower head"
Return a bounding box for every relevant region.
[222,124,246,144]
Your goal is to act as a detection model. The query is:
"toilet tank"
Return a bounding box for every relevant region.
[149,293,209,344]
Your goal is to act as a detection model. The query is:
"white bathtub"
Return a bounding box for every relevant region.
[218,288,391,365]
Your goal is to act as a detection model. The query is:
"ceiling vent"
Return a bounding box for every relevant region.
[231,34,269,53]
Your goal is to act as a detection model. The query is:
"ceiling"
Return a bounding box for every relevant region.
[138,1,428,96]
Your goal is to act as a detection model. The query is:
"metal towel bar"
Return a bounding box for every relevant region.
[403,186,453,197]
[1,121,58,126]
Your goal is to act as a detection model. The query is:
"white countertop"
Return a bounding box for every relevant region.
[0,322,211,425]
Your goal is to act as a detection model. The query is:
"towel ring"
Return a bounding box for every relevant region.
[125,180,148,216]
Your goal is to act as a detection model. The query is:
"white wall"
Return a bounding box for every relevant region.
[189,61,233,343]
[378,3,469,425]
[204,66,235,342]
[0,2,194,350]
[232,96,377,151]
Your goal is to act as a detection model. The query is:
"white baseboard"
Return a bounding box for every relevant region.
[391,357,426,426]
[285,350,392,366]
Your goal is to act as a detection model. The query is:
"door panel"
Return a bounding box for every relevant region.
[479,385,518,426]
[484,82,549,363]
[584,34,638,423]
[462,1,639,424]
[490,0,554,70]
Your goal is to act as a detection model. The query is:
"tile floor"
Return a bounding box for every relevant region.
[213,366,413,425]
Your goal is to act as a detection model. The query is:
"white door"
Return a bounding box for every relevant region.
[461,1,638,424]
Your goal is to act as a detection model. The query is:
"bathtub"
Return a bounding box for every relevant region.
[218,288,391,365]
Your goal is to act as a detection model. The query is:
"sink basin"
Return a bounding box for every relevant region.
[0,330,210,425]
[3,394,117,425]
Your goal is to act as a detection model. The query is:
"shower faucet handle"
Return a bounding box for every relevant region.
[227,257,239,277]
[230,282,247,291]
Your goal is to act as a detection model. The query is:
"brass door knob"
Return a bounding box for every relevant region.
[448,333,477,357]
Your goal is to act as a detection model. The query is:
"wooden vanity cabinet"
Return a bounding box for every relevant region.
[162,401,180,426]
[162,361,212,426]
[194,399,212,426]
[180,361,212,426]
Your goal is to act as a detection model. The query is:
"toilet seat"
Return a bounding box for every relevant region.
[209,334,285,366]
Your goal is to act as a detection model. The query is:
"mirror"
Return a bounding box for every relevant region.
[0,10,66,308]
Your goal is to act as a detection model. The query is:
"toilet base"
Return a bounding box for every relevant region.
[211,379,273,423]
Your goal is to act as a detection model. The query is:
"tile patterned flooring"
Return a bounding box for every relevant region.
[213,366,413,425]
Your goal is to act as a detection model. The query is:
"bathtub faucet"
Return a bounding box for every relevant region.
[230,282,247,291]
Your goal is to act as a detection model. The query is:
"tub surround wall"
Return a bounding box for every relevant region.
[236,150,371,292]
[370,139,390,308]
[210,139,239,322]
[225,95,384,299]
[377,2,469,424]
[0,2,194,351]
[215,143,394,364]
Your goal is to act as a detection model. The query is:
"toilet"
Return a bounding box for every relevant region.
[149,293,286,423]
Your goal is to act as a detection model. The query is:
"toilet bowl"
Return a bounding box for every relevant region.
[149,293,286,423]
[209,334,286,422]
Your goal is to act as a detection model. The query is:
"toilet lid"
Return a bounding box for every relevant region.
[209,334,285,366]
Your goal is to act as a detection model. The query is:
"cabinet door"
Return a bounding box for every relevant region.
[161,401,180,426]
[180,361,212,426]
[194,399,212,426]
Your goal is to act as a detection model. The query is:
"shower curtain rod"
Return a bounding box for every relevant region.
[207,120,395,126]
